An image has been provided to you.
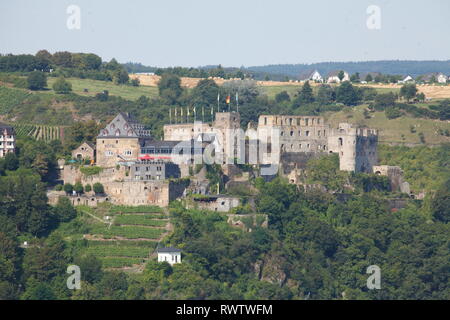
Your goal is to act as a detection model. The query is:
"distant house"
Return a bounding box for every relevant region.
[157,247,181,265]
[72,142,96,162]
[299,70,323,82]
[0,123,16,158]
[326,70,350,83]
[419,72,448,84]
[399,75,414,84]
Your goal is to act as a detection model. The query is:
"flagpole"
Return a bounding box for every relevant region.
[217,92,220,113]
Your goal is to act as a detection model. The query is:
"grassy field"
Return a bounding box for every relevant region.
[323,105,450,145]
[47,77,159,100]
[260,83,402,99]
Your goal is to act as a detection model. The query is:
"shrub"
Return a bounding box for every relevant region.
[55,184,63,191]
[52,77,72,94]
[93,182,104,194]
[74,182,84,194]
[385,107,402,119]
[63,183,74,194]
[80,166,103,176]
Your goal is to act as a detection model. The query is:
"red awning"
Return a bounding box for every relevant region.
[138,154,154,160]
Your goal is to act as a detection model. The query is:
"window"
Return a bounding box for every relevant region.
[290,131,294,136]
[306,131,310,137]
[339,138,343,146]
[124,150,132,156]
[105,151,114,157]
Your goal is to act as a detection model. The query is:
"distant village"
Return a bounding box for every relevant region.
[298,69,449,84]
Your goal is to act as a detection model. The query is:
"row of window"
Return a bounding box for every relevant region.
[135,166,162,172]
[280,129,326,137]
[263,117,322,126]
[104,150,133,157]
[135,175,162,181]
[281,144,327,151]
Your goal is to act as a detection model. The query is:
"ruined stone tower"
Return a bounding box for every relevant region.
[327,123,378,173]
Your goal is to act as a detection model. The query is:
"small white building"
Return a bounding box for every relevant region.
[0,123,16,158]
[326,70,350,83]
[399,75,414,84]
[299,70,323,82]
[157,247,182,265]
[420,72,448,84]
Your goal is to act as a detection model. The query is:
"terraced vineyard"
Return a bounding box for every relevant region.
[14,123,62,141]
[80,205,171,270]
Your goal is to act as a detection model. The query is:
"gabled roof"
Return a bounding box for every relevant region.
[98,113,150,138]
[157,247,181,253]
[0,122,14,134]
[299,69,321,81]
[327,70,348,77]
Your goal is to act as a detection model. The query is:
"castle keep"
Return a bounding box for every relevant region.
[59,111,379,207]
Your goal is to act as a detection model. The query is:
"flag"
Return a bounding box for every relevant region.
[211,106,213,115]
[217,93,220,102]
[226,95,231,104]
[236,92,239,105]
[187,106,190,116]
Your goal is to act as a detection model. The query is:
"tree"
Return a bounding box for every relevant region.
[85,184,92,192]
[52,77,72,94]
[75,254,103,284]
[74,182,84,194]
[431,179,450,223]
[93,182,104,194]
[54,197,77,222]
[399,84,418,103]
[293,81,314,107]
[350,73,360,83]
[191,79,219,107]
[2,153,19,171]
[365,74,373,82]
[316,85,335,105]
[275,91,290,103]
[158,74,183,104]
[114,69,129,85]
[416,92,426,102]
[52,51,73,68]
[338,70,345,82]
[336,81,361,106]
[374,92,396,110]
[27,71,47,90]
[63,183,74,195]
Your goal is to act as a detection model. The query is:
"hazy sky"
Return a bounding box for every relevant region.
[1,0,449,67]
